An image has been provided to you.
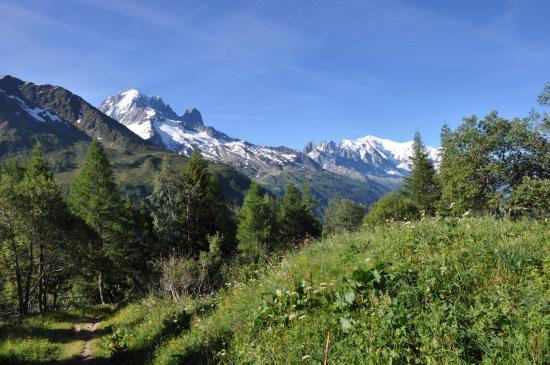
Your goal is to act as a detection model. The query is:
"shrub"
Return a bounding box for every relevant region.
[510,177,550,218]
[363,192,418,226]
[322,198,365,235]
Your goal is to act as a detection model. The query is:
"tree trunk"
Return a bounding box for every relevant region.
[9,231,25,316]
[98,272,105,305]
[52,281,61,310]
[22,240,34,315]
[38,242,45,312]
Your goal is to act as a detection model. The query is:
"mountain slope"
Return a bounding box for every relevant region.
[99,90,321,178]
[0,75,254,203]
[100,90,390,206]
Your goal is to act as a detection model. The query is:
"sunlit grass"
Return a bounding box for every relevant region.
[152,217,550,364]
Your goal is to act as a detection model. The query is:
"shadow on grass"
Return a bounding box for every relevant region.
[0,355,114,365]
[104,311,192,365]
[1,326,109,345]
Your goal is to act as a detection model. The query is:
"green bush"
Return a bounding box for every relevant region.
[363,192,419,226]
[323,198,365,235]
[511,177,550,218]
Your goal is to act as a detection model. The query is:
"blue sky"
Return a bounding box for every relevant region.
[1,0,549,148]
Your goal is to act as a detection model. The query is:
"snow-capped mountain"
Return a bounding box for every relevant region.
[99,89,438,195]
[304,136,439,188]
[99,90,321,178]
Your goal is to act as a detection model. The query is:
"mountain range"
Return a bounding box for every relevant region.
[99,89,438,195]
[0,75,438,208]
[0,75,252,203]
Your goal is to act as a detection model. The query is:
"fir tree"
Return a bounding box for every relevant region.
[236,182,277,261]
[21,146,70,312]
[149,157,184,253]
[404,132,440,216]
[181,150,211,254]
[68,140,128,304]
[279,182,321,245]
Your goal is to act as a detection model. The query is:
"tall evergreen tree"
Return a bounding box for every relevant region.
[68,140,128,304]
[150,157,184,253]
[279,182,321,245]
[0,148,77,315]
[404,132,440,216]
[205,175,237,255]
[180,150,235,255]
[181,150,211,254]
[21,146,72,312]
[236,182,277,261]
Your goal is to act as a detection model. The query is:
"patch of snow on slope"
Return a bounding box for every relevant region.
[1,90,63,123]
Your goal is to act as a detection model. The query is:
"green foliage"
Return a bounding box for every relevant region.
[100,298,192,364]
[404,132,440,215]
[149,217,549,364]
[149,156,184,253]
[322,197,365,235]
[511,177,550,218]
[279,182,321,245]
[0,146,79,315]
[68,140,138,303]
[537,81,550,106]
[236,182,278,262]
[363,192,418,226]
[438,112,550,216]
[150,151,236,257]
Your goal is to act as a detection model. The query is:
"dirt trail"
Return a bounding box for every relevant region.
[74,320,101,361]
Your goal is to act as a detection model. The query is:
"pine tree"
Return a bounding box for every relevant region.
[205,175,236,255]
[21,146,70,312]
[149,157,184,253]
[181,150,211,254]
[236,182,277,261]
[0,148,76,314]
[279,182,321,245]
[180,150,235,255]
[404,132,440,216]
[68,140,127,304]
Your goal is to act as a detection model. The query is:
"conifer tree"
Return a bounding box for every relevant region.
[181,150,211,254]
[205,175,236,254]
[21,146,71,312]
[68,140,127,304]
[180,150,235,255]
[279,182,321,245]
[404,132,440,216]
[237,182,276,261]
[150,157,184,253]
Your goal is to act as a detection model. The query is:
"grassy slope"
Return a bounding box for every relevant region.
[103,217,549,364]
[2,218,548,364]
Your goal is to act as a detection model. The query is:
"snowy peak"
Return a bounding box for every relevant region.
[304,135,439,187]
[100,87,437,193]
[99,89,180,140]
[99,90,316,178]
